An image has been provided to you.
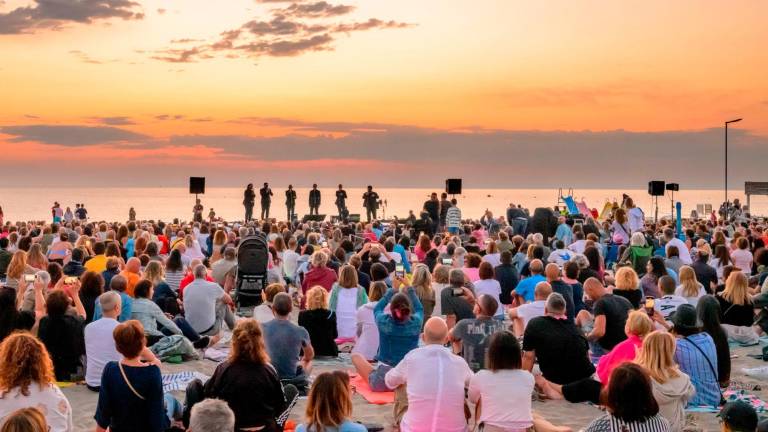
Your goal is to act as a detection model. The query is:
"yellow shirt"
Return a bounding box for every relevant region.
[84,254,107,273]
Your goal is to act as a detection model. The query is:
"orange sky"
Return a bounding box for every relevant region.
[0,0,766,187]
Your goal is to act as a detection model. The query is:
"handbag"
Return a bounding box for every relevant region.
[683,337,725,406]
[118,362,145,400]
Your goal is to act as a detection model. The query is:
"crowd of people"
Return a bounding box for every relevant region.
[0,192,767,432]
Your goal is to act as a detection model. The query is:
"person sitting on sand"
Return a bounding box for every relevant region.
[187,399,235,432]
[352,281,387,361]
[441,269,476,330]
[298,286,339,358]
[449,294,506,372]
[578,277,633,359]
[183,264,235,337]
[296,371,366,432]
[262,293,314,387]
[385,317,472,432]
[523,293,595,385]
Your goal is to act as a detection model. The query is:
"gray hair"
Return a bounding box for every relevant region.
[546,292,566,314]
[570,254,589,270]
[193,264,208,279]
[630,232,646,247]
[449,268,465,287]
[188,399,235,432]
[99,291,121,312]
[34,270,51,287]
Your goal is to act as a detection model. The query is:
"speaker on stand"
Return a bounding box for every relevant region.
[446,179,462,197]
[666,183,679,220]
[648,181,665,224]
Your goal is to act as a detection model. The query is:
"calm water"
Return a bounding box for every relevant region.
[0,187,765,223]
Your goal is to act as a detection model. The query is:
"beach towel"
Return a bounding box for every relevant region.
[204,346,230,362]
[162,371,210,393]
[349,373,394,405]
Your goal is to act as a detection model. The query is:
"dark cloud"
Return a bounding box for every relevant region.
[155,114,185,121]
[280,2,354,18]
[0,124,147,146]
[92,116,135,125]
[0,0,144,35]
[24,114,40,119]
[149,2,412,63]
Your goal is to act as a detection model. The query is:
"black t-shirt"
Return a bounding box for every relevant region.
[423,200,439,220]
[593,294,633,350]
[440,288,475,321]
[523,316,595,384]
[692,260,717,294]
[335,190,347,205]
[494,264,519,305]
[550,280,575,321]
[204,360,286,431]
[38,314,85,381]
[716,295,755,327]
[297,309,338,357]
[613,289,642,309]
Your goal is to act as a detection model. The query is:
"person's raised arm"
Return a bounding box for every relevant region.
[404,285,423,321]
[70,280,86,319]
[374,287,395,319]
[34,281,46,321]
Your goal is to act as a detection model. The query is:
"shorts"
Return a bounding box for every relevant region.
[448,227,460,235]
[368,363,393,392]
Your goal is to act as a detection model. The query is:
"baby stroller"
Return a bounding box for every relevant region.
[235,234,269,315]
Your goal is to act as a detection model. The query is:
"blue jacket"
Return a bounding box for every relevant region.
[375,286,423,366]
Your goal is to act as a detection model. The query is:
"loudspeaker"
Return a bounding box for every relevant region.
[665,183,679,192]
[189,177,205,194]
[648,181,665,196]
[302,214,326,223]
[446,179,462,195]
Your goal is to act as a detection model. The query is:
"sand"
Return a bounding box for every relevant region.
[61,342,766,432]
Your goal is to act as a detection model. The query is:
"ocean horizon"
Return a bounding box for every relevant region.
[1,187,764,223]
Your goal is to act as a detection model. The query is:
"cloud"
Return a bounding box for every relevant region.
[149,2,413,63]
[279,2,355,18]
[155,114,185,120]
[68,49,118,64]
[0,0,144,35]
[0,124,148,146]
[91,116,135,125]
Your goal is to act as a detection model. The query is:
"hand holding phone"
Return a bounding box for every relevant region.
[644,296,655,316]
[395,263,405,279]
[24,274,36,283]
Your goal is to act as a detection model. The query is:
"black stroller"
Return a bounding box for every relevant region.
[234,234,269,314]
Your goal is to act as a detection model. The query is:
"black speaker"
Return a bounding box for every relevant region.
[446,178,462,195]
[665,183,679,192]
[648,181,665,196]
[302,214,326,223]
[189,177,205,194]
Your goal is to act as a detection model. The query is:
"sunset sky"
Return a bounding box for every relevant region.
[1,0,767,188]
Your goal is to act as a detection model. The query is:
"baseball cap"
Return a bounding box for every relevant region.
[718,401,758,431]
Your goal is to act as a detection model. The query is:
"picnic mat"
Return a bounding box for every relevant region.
[162,371,210,393]
[349,373,394,405]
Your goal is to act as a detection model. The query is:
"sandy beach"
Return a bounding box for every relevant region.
[61,334,767,432]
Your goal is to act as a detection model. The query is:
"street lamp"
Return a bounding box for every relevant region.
[725,118,742,218]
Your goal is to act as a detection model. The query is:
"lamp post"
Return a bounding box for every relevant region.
[725,118,742,218]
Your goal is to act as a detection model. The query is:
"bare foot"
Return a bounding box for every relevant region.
[207,333,222,347]
[534,374,564,400]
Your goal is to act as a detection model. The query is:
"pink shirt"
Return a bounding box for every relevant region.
[596,334,643,385]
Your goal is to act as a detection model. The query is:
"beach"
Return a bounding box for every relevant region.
[1,187,765,223]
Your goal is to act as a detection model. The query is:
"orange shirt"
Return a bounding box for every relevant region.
[120,270,141,297]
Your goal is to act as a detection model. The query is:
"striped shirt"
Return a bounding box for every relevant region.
[674,333,720,407]
[165,270,185,293]
[584,414,670,432]
[446,206,462,228]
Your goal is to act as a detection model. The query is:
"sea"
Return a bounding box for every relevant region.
[0,187,765,223]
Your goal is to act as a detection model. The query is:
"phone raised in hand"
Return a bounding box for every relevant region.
[24,274,36,283]
[395,263,405,279]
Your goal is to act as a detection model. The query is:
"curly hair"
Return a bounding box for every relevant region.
[229,320,270,365]
[0,333,55,397]
[306,286,328,310]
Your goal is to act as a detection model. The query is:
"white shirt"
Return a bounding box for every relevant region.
[473,279,504,317]
[385,344,473,432]
[253,304,275,324]
[628,207,645,233]
[514,300,546,330]
[468,369,534,429]
[568,240,587,255]
[335,288,359,339]
[0,384,73,432]
[665,238,692,264]
[674,284,706,306]
[282,250,299,279]
[482,253,501,268]
[431,283,450,317]
[352,302,379,361]
[730,249,753,276]
[84,317,121,387]
[183,279,225,332]
[547,249,573,266]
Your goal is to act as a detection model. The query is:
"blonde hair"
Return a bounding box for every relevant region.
[635,331,681,384]
[142,260,164,284]
[306,286,329,310]
[721,271,752,306]
[625,310,654,338]
[678,266,700,298]
[310,251,328,268]
[410,264,434,300]
[614,267,639,291]
[0,407,48,432]
[6,251,27,281]
[337,265,358,289]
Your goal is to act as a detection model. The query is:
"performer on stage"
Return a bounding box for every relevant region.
[335,184,348,219]
[243,183,256,222]
[309,184,321,216]
[285,185,297,221]
[193,198,204,223]
[362,185,379,222]
[260,182,273,220]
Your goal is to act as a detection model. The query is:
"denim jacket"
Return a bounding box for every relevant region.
[374,286,423,366]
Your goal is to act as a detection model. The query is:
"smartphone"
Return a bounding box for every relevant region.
[452,288,464,297]
[64,276,78,285]
[395,263,405,278]
[24,274,36,282]
[484,239,491,245]
[644,296,655,316]
[441,258,453,266]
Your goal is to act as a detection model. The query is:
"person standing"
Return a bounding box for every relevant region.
[285,185,297,221]
[362,185,379,222]
[308,184,321,216]
[128,207,136,221]
[423,193,440,234]
[51,202,63,223]
[439,192,452,231]
[75,204,88,222]
[259,183,273,221]
[335,184,348,220]
[445,199,461,235]
[192,199,204,223]
[243,184,256,223]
